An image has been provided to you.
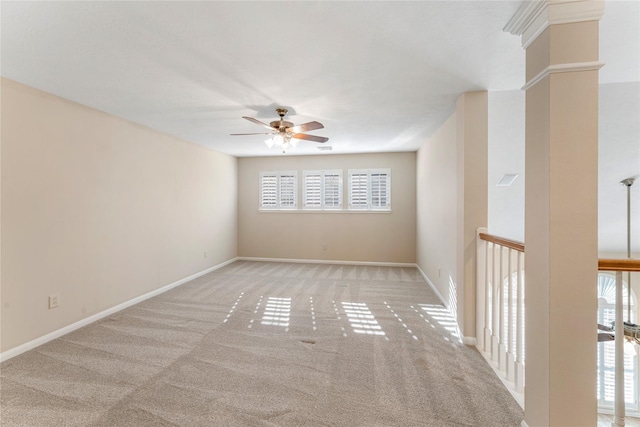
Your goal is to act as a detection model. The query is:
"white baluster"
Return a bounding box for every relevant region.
[612,270,625,427]
[515,252,525,392]
[476,229,487,352]
[499,245,507,372]
[492,243,500,362]
[484,240,492,354]
[506,248,515,381]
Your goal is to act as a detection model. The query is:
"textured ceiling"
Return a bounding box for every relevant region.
[2,1,637,158]
[1,1,528,156]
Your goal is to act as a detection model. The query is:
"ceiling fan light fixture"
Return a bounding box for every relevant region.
[264,138,275,149]
[273,134,284,146]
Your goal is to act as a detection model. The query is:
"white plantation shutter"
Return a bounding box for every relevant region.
[260,171,297,209]
[260,173,278,209]
[304,172,322,209]
[349,169,391,210]
[370,171,390,209]
[260,169,389,212]
[304,170,342,209]
[323,172,342,208]
[279,173,297,209]
[349,172,369,209]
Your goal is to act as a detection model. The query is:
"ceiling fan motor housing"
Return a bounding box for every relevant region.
[270,120,294,131]
[272,108,292,131]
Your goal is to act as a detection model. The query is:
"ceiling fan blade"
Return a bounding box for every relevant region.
[230,132,273,136]
[242,116,276,131]
[292,133,329,143]
[288,121,324,134]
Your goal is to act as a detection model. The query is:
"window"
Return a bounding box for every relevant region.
[260,171,297,209]
[348,169,391,210]
[303,170,343,210]
[259,168,391,212]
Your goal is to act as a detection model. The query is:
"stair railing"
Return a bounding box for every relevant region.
[476,228,640,425]
[476,228,525,405]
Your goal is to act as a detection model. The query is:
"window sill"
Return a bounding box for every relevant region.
[258,209,392,214]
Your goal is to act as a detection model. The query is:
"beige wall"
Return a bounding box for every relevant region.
[456,92,488,338]
[416,113,458,306]
[1,78,238,352]
[238,153,416,263]
[416,92,487,339]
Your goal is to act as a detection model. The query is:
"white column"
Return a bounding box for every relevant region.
[505,1,604,425]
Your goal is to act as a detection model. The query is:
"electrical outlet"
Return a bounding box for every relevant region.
[48,294,60,309]
[322,243,327,251]
[204,250,208,258]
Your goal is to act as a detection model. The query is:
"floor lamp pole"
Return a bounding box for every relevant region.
[620,178,635,323]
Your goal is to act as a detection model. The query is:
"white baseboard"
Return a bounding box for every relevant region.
[462,336,477,346]
[478,348,525,410]
[0,257,238,363]
[237,256,415,268]
[415,265,475,345]
[415,265,449,308]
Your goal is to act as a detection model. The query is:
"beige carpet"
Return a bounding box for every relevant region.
[0,261,523,426]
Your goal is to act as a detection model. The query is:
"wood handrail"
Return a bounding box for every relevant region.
[479,232,640,271]
[599,259,640,272]
[478,232,525,253]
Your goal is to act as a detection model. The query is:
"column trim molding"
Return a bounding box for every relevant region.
[505,0,605,48]
[522,61,604,91]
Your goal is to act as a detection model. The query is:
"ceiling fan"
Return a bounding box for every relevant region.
[231,108,328,152]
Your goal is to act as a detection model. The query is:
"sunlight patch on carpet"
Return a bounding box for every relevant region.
[261,297,291,330]
[223,292,244,323]
[384,302,418,340]
[419,304,462,343]
[341,302,385,336]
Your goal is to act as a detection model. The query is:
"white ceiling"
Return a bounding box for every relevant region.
[2,1,637,157]
[1,0,529,157]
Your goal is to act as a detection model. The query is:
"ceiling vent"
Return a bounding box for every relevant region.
[496,174,518,186]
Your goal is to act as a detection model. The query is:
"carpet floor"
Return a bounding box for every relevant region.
[0,261,524,426]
